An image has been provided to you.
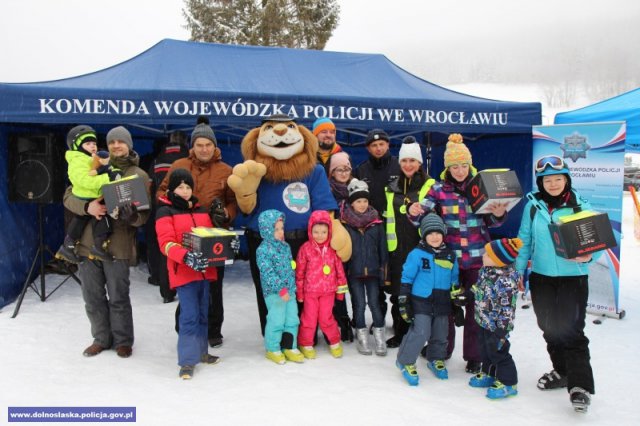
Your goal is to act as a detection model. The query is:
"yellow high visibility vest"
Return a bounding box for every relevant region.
[384,178,434,252]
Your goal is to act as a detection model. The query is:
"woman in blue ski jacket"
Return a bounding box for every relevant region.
[515,155,601,413]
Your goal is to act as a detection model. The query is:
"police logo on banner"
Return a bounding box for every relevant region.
[561,132,591,162]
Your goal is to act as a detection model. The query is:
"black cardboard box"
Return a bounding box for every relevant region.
[548,211,617,259]
[102,175,150,212]
[182,227,238,267]
[466,169,523,214]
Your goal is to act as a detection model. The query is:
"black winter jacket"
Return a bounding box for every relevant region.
[353,151,401,216]
[344,220,388,282]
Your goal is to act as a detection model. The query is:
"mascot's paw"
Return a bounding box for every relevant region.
[227,160,266,214]
[331,219,352,262]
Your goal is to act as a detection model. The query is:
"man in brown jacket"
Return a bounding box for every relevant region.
[156,117,237,348]
[63,125,150,358]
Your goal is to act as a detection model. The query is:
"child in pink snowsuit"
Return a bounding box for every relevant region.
[296,210,348,359]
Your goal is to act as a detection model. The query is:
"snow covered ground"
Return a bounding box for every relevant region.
[1,193,638,425]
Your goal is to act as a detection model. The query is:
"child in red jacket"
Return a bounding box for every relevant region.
[296,210,348,359]
[155,168,221,380]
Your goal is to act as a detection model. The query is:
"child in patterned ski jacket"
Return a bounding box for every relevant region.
[469,237,522,399]
[295,210,348,359]
[256,209,304,364]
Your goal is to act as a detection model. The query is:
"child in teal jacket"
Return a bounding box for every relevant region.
[256,209,304,364]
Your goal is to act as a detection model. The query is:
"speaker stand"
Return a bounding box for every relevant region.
[11,204,81,318]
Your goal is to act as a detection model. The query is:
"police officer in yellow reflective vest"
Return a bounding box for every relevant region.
[383,137,435,348]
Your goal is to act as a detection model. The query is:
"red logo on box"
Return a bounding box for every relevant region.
[213,242,224,255]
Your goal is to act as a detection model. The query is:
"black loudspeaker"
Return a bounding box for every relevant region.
[8,133,66,204]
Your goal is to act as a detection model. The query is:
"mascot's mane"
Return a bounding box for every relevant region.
[241,124,318,183]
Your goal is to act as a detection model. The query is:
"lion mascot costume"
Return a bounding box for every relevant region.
[228,114,351,336]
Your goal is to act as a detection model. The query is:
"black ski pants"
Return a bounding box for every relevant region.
[529,272,595,394]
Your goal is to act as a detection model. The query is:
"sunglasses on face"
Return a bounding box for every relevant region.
[535,155,565,172]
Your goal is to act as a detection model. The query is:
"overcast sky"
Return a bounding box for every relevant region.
[0,0,638,84]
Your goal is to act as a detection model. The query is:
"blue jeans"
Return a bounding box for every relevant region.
[350,277,384,329]
[176,280,209,366]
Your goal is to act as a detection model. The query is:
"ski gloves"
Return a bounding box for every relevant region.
[210,198,227,228]
[183,251,208,272]
[398,294,413,324]
[450,285,467,307]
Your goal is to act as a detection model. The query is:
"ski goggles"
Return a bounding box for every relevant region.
[535,155,565,173]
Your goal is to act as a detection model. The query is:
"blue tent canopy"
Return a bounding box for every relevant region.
[0,39,541,308]
[555,87,640,153]
[0,39,540,134]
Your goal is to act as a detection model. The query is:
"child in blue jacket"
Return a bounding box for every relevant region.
[469,237,522,400]
[396,213,458,386]
[256,209,304,365]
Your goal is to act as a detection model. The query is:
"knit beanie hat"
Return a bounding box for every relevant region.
[328,152,352,176]
[420,213,446,237]
[365,129,390,146]
[106,126,133,151]
[484,237,523,267]
[66,125,97,151]
[398,136,423,163]
[312,117,336,136]
[168,168,194,193]
[444,133,472,167]
[347,178,370,203]
[191,116,217,146]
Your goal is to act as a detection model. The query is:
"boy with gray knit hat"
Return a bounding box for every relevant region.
[396,213,458,386]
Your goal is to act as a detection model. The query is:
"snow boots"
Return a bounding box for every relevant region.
[179,365,194,380]
[356,328,372,355]
[55,236,81,264]
[329,343,343,358]
[372,327,387,356]
[283,349,305,363]
[299,346,317,359]
[266,351,286,365]
[200,353,220,364]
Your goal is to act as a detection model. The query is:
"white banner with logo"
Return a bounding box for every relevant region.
[532,122,625,318]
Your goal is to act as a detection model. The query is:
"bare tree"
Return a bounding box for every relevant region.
[183,0,340,49]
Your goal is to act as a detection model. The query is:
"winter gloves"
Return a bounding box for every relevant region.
[450,285,467,307]
[230,236,241,254]
[110,203,139,224]
[118,203,138,223]
[183,251,208,272]
[210,197,228,227]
